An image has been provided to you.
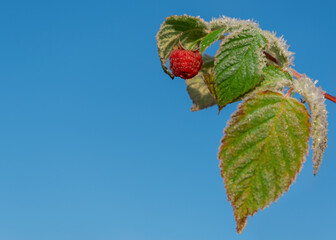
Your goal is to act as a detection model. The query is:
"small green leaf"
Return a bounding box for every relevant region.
[200,28,227,53]
[219,91,310,233]
[259,65,292,90]
[262,65,292,82]
[214,27,267,107]
[243,66,293,99]
[293,75,328,175]
[156,15,209,78]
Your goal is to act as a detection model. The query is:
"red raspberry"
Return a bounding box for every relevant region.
[169,48,203,79]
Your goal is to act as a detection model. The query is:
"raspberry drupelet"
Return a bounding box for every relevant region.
[169,45,203,79]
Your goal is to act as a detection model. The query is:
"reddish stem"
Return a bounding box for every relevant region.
[292,69,336,103]
[285,87,293,97]
[291,69,302,79]
[263,52,336,103]
[324,93,336,103]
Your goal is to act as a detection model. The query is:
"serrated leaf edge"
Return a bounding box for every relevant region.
[214,26,268,107]
[218,91,310,233]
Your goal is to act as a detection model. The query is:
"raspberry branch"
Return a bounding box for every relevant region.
[263,51,336,103]
[285,87,293,97]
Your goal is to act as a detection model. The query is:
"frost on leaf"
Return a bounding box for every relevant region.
[263,30,294,68]
[243,65,293,100]
[292,75,328,175]
[214,27,267,107]
[219,91,310,233]
[209,16,258,32]
[186,74,217,111]
[259,65,292,90]
[185,54,217,111]
[156,15,209,78]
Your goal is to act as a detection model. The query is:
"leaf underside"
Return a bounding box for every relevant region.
[186,75,217,111]
[156,15,209,78]
[292,75,328,175]
[185,55,217,111]
[218,91,310,233]
[263,30,294,68]
[214,27,267,107]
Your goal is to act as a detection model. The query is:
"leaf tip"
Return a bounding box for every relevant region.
[236,215,248,234]
[313,164,321,176]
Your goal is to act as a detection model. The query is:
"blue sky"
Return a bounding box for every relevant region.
[0,0,335,239]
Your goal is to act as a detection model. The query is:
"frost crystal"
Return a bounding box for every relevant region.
[209,16,259,31]
[292,74,328,175]
[263,31,295,68]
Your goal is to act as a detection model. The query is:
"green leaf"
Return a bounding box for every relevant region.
[214,27,267,107]
[243,66,293,100]
[218,91,310,233]
[258,65,292,90]
[262,65,292,83]
[293,75,328,175]
[156,15,209,78]
[200,28,227,53]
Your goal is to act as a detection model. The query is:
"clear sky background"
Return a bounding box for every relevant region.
[0,0,335,239]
